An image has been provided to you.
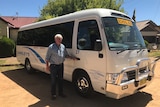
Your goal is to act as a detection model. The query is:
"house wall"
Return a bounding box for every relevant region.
[10,28,18,42]
[140,25,159,44]
[141,31,157,36]
[141,31,158,43]
[0,19,7,37]
[0,19,19,41]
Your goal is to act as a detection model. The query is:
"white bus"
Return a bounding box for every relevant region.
[16,8,156,99]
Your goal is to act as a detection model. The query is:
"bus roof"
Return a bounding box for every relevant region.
[19,8,131,31]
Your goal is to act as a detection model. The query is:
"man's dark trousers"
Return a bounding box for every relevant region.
[50,63,64,96]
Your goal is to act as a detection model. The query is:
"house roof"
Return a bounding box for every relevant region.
[136,20,157,31]
[0,16,38,28]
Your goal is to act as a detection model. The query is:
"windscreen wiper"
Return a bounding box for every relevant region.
[117,49,127,54]
[137,48,145,53]
[134,44,145,53]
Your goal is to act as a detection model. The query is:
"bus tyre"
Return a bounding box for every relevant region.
[74,72,93,97]
[25,59,34,73]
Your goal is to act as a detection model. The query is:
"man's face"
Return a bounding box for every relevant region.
[55,37,62,45]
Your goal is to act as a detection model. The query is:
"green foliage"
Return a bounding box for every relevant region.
[0,37,15,58]
[39,0,125,21]
[144,40,149,47]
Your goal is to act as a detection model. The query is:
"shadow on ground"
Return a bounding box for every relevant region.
[2,68,153,107]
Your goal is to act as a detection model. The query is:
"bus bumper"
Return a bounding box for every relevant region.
[105,76,153,99]
[105,58,156,99]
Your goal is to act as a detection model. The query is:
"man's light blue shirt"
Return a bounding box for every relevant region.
[45,43,68,64]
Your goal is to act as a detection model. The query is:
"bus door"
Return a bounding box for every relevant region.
[74,19,107,93]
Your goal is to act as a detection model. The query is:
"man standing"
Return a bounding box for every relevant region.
[45,34,68,100]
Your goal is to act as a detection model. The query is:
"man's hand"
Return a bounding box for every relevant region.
[46,60,50,72]
[66,55,79,60]
[46,66,50,72]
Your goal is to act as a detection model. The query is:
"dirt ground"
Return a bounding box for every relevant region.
[0,57,160,107]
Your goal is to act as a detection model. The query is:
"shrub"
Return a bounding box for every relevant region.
[0,36,15,58]
[144,40,149,47]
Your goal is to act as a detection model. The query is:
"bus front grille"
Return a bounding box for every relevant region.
[127,67,147,81]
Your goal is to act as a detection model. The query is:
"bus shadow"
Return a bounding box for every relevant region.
[2,68,153,107]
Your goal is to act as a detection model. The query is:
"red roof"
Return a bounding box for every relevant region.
[0,16,38,28]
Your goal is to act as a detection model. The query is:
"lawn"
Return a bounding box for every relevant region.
[0,65,23,72]
[0,60,5,65]
[148,50,160,57]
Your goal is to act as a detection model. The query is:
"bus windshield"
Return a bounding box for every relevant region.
[102,17,146,51]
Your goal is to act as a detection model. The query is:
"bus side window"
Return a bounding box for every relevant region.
[77,20,101,51]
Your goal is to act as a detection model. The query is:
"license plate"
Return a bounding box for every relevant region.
[140,78,147,85]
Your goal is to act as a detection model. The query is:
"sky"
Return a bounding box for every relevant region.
[0,0,160,25]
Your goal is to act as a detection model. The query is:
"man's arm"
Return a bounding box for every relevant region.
[64,48,78,60]
[45,46,51,72]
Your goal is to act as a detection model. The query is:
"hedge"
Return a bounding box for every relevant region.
[0,36,15,58]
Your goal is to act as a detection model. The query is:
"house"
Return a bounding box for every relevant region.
[136,20,160,49]
[0,16,38,41]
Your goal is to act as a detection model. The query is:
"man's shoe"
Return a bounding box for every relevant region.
[59,93,67,98]
[51,95,56,100]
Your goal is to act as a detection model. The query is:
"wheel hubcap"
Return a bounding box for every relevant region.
[77,77,89,92]
[26,61,31,70]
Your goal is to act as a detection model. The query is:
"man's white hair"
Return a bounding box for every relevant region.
[54,34,63,39]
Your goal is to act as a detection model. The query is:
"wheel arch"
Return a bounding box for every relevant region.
[25,57,30,63]
[24,57,34,73]
[72,68,93,90]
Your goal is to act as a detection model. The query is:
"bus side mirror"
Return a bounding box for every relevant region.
[95,39,102,51]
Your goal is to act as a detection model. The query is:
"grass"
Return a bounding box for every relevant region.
[148,50,160,58]
[0,58,23,72]
[0,65,24,72]
[0,60,6,65]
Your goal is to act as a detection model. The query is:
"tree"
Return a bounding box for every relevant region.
[39,0,125,21]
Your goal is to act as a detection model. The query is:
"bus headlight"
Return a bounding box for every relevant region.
[106,73,119,84]
[121,73,129,83]
[106,73,129,84]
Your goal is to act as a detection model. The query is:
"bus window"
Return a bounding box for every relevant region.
[102,17,146,51]
[77,20,101,50]
[17,21,74,48]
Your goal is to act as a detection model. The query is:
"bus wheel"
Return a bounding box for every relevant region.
[74,72,93,97]
[25,59,34,73]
